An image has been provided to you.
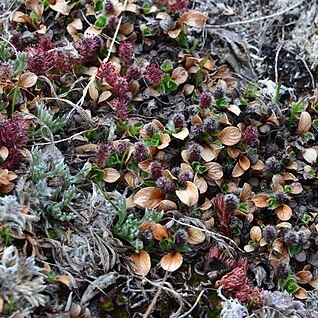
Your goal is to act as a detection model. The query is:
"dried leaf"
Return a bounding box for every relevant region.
[294,287,308,299]
[171,67,188,85]
[172,127,189,140]
[158,199,177,211]
[158,133,171,149]
[88,81,99,102]
[239,155,250,171]
[179,10,207,28]
[204,162,223,180]
[25,0,44,17]
[219,126,242,146]
[152,224,169,241]
[133,187,165,209]
[103,168,120,183]
[276,204,292,221]
[194,174,208,194]
[19,72,38,88]
[131,250,151,276]
[75,144,98,154]
[298,111,311,134]
[250,226,262,242]
[175,181,199,206]
[0,146,9,161]
[290,182,303,194]
[296,270,312,284]
[49,0,70,15]
[160,252,183,272]
[232,162,245,177]
[251,160,265,170]
[227,104,241,116]
[302,148,317,164]
[252,194,269,208]
[56,275,72,289]
[188,228,205,245]
[240,183,251,202]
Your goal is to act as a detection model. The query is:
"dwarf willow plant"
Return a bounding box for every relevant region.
[25,148,90,221]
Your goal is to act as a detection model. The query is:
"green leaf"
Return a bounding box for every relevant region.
[143,3,150,14]
[313,119,318,131]
[144,133,161,147]
[95,0,103,11]
[158,75,178,95]
[142,28,152,36]
[161,59,173,72]
[95,14,108,29]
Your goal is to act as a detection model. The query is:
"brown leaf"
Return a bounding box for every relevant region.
[219,126,242,146]
[157,199,177,211]
[171,67,188,85]
[56,275,73,289]
[276,204,292,221]
[74,144,98,154]
[293,287,308,299]
[290,182,303,194]
[204,162,223,180]
[250,226,262,242]
[309,276,318,289]
[152,224,169,241]
[133,187,165,209]
[19,72,38,88]
[157,134,171,149]
[296,270,312,284]
[251,160,265,170]
[239,156,250,171]
[103,168,120,183]
[240,183,251,202]
[175,181,199,206]
[0,146,9,161]
[298,111,311,134]
[131,250,151,276]
[172,127,189,140]
[88,82,99,102]
[179,10,207,28]
[302,148,317,164]
[160,252,183,272]
[25,0,44,17]
[188,228,205,245]
[194,174,208,194]
[232,162,245,177]
[49,0,70,15]
[252,194,269,208]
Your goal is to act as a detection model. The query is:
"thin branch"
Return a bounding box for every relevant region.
[178,289,205,318]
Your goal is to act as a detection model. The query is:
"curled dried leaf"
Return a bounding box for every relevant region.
[49,0,70,15]
[188,228,205,245]
[296,270,312,284]
[232,162,245,177]
[152,224,169,241]
[298,111,311,134]
[302,148,317,164]
[250,226,262,242]
[293,287,308,299]
[175,181,199,206]
[160,252,183,272]
[19,72,38,88]
[219,126,242,146]
[252,194,269,208]
[240,183,252,202]
[239,156,250,171]
[131,250,151,276]
[172,127,189,140]
[276,204,292,221]
[171,67,188,85]
[204,162,223,180]
[103,168,120,183]
[179,10,207,28]
[133,187,165,209]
